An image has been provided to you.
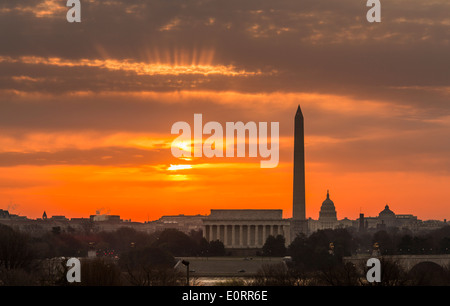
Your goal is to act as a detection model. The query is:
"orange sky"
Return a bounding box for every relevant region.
[1,0,449,222]
[1,91,449,222]
[2,146,449,222]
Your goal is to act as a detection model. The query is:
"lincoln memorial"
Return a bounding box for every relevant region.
[202,209,291,248]
[202,106,307,251]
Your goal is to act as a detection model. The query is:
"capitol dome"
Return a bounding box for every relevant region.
[319,190,337,221]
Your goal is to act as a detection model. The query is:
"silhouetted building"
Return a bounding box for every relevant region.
[0,209,11,219]
[50,215,68,221]
[378,204,396,228]
[356,205,422,231]
[90,213,121,222]
[319,190,338,223]
[203,209,290,250]
[359,213,365,232]
[146,214,205,233]
[291,105,308,236]
[308,191,352,232]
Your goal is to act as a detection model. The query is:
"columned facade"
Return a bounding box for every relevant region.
[203,210,291,248]
[202,106,306,248]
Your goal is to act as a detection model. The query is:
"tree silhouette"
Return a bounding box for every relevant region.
[0,224,34,270]
[262,235,286,257]
[119,246,181,286]
[152,229,198,256]
[208,240,225,256]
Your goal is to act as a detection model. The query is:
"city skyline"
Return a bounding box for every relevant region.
[1,0,450,222]
[1,189,446,225]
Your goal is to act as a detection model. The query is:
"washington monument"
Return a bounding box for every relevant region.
[293,105,306,220]
[292,105,307,235]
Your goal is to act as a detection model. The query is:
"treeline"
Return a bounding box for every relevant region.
[261,226,450,261]
[1,223,449,285]
[257,226,450,286]
[0,224,225,285]
[1,225,225,260]
[363,226,450,255]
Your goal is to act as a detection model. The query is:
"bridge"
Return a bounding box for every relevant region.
[343,254,450,272]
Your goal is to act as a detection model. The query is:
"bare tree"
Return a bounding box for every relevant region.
[317,262,362,286]
[0,224,34,270]
[249,263,306,286]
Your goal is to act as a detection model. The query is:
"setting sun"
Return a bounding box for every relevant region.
[168,164,193,171]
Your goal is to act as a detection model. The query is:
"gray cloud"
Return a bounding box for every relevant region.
[1,0,448,95]
[0,0,449,174]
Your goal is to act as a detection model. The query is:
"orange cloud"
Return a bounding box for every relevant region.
[0,55,264,77]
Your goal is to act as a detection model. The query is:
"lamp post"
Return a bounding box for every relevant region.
[329,242,334,255]
[372,242,380,257]
[182,260,190,286]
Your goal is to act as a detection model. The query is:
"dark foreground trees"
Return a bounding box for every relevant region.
[1,222,449,286]
[285,227,450,286]
[0,224,34,270]
[262,235,286,257]
[119,246,183,285]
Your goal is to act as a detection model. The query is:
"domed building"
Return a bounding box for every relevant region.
[308,190,341,232]
[378,204,397,228]
[319,190,338,223]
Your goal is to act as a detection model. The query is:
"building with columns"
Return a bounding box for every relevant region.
[201,106,306,251]
[203,209,291,249]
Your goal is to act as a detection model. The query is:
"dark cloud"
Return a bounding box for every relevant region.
[0,0,449,174]
[0,0,448,97]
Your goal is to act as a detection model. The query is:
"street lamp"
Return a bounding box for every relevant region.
[329,242,335,255]
[182,260,190,286]
[174,259,191,286]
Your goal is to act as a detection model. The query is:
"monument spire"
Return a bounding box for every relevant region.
[296,104,303,117]
[293,104,306,221]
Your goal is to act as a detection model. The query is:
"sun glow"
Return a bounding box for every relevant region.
[172,140,192,155]
[167,164,192,171]
[0,55,262,77]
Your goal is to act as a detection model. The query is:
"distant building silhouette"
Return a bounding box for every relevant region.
[0,209,11,219]
[319,190,338,223]
[359,213,365,232]
[378,204,397,228]
[309,190,352,232]
[291,105,308,237]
